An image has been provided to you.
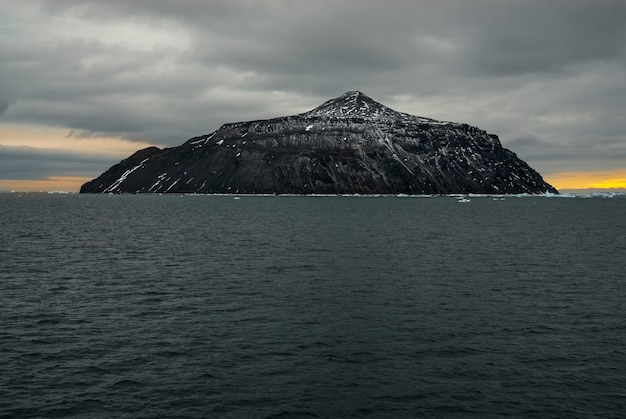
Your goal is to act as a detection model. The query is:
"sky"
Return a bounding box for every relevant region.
[1,0,625,192]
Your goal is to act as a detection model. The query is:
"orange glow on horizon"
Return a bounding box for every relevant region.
[0,123,162,192]
[0,123,160,156]
[3,170,624,193]
[2,122,624,193]
[545,169,626,191]
[0,177,92,192]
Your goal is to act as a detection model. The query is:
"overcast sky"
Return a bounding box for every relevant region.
[1,0,625,191]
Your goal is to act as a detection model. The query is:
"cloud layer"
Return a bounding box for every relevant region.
[1,0,625,183]
[0,144,114,180]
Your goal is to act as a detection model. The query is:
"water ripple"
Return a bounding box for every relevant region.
[1,194,625,418]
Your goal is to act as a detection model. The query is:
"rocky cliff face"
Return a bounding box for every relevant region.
[80,91,558,194]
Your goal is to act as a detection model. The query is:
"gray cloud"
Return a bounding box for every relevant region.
[507,134,626,172]
[1,0,625,181]
[462,0,626,76]
[0,99,10,116]
[0,145,120,180]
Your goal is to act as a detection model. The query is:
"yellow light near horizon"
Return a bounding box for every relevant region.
[590,178,626,190]
[545,169,626,190]
[0,177,92,192]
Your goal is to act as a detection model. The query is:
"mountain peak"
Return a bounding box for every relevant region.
[304,91,401,119]
[81,90,558,195]
[341,90,368,99]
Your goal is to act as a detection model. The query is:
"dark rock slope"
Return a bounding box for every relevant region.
[80,91,558,194]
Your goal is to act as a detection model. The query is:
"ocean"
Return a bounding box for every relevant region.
[1,193,625,418]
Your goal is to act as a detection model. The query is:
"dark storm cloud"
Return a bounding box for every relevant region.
[1,0,625,177]
[458,0,626,76]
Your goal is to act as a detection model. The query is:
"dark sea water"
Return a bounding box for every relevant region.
[1,193,625,418]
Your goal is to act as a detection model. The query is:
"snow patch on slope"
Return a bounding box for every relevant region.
[104,158,149,193]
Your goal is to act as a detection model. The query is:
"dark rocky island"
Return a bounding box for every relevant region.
[80,91,558,194]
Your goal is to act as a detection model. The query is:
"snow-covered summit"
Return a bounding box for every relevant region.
[304,91,403,119]
[302,91,443,125]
